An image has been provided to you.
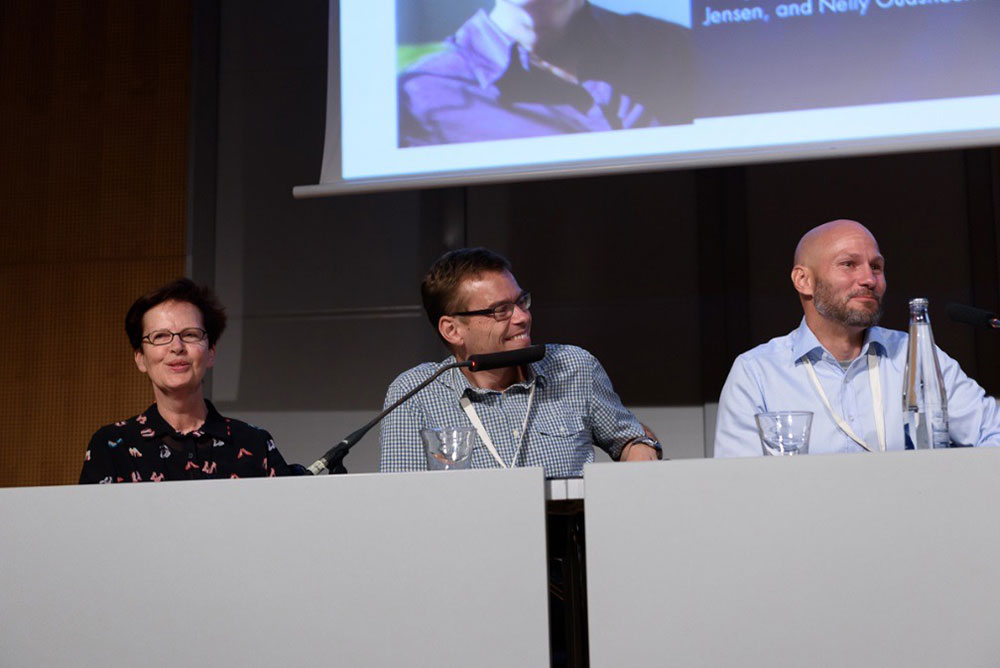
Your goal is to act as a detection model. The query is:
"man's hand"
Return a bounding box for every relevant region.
[621,442,659,462]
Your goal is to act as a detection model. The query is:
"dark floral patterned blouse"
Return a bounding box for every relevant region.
[80,401,291,483]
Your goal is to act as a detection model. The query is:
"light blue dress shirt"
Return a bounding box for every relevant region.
[714,318,1000,457]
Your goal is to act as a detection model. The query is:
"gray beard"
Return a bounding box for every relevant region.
[813,280,883,328]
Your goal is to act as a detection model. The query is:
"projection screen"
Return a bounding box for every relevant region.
[294,0,1000,197]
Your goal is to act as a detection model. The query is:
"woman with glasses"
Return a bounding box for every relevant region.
[80,278,293,483]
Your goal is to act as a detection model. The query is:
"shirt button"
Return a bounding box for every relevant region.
[513,430,520,437]
[188,452,194,460]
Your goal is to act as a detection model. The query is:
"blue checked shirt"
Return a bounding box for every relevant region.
[379,344,648,478]
[715,318,1000,456]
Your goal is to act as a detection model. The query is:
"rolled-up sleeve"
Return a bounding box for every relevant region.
[586,354,645,460]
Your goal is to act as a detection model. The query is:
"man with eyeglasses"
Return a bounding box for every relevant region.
[379,247,662,477]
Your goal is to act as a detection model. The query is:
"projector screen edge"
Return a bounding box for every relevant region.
[295,127,1000,198]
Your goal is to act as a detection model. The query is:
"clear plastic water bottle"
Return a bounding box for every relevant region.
[902,298,950,449]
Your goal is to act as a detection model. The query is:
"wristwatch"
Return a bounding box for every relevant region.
[623,437,663,460]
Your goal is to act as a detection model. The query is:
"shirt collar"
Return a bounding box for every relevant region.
[862,326,890,356]
[138,400,229,440]
[790,317,888,364]
[436,349,549,395]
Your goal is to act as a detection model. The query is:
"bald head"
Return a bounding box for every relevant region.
[793,219,877,269]
[790,219,886,334]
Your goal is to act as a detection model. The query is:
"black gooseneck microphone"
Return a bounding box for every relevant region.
[306,344,546,474]
[947,303,1000,330]
[466,345,545,371]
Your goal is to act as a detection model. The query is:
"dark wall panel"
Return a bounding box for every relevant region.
[466,171,702,405]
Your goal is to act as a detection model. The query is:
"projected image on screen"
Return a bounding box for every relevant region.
[300,0,1000,195]
[396,0,694,147]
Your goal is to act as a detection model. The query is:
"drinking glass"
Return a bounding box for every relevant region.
[755,412,813,456]
[421,427,475,470]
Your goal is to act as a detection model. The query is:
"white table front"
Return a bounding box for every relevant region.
[585,448,1000,667]
[1,468,551,668]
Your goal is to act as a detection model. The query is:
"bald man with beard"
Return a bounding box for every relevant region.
[714,219,1000,457]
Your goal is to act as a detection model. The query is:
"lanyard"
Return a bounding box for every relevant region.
[803,351,886,453]
[459,381,536,469]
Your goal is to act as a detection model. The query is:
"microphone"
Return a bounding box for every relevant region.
[306,344,547,474]
[946,303,1000,330]
[467,344,546,371]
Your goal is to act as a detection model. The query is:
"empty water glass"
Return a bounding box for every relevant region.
[755,412,813,456]
[421,427,475,470]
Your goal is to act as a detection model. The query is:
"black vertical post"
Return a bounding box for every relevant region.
[696,166,751,416]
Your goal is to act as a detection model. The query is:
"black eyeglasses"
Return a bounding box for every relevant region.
[451,292,531,321]
[141,328,208,346]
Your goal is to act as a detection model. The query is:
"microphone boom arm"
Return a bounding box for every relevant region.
[306,360,470,475]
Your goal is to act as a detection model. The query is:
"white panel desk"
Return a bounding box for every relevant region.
[1,468,551,668]
[585,448,1000,668]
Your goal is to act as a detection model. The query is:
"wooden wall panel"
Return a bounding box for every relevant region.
[0,0,191,487]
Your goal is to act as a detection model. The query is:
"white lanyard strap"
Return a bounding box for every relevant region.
[803,351,886,453]
[460,382,536,468]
